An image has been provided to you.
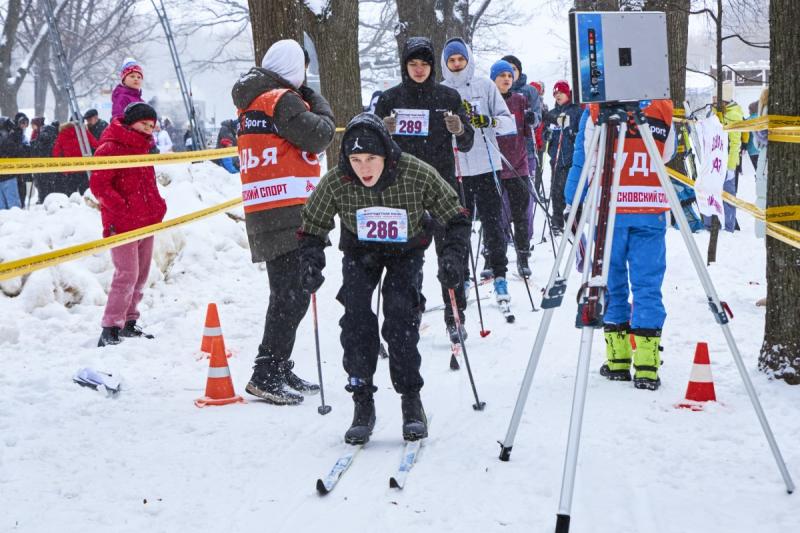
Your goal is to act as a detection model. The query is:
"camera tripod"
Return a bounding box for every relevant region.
[495,102,794,533]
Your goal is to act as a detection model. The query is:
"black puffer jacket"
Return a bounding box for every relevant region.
[374,37,474,188]
[231,67,336,263]
[0,121,29,183]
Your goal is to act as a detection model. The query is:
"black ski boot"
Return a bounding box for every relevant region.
[282,360,320,395]
[97,326,122,347]
[634,376,661,391]
[517,252,532,278]
[119,320,154,339]
[446,323,468,344]
[344,380,376,445]
[599,363,632,381]
[245,361,304,405]
[401,392,428,441]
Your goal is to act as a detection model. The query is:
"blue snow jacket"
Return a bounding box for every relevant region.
[546,101,583,170]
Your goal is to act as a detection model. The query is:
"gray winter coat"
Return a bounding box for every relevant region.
[231,67,335,263]
[440,38,515,177]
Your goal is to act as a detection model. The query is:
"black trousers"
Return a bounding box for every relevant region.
[257,248,311,366]
[464,171,508,278]
[549,164,569,231]
[338,249,425,395]
[502,177,531,253]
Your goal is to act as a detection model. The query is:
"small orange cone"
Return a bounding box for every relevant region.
[195,337,245,407]
[200,303,231,358]
[676,342,717,411]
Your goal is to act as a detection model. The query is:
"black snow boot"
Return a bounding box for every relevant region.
[517,252,532,278]
[97,326,122,347]
[245,361,304,405]
[401,392,428,441]
[344,384,376,445]
[634,376,661,391]
[119,320,154,339]
[282,359,320,395]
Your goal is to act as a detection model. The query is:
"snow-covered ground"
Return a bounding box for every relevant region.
[1,158,797,533]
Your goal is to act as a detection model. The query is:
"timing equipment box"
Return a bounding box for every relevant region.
[569,11,671,104]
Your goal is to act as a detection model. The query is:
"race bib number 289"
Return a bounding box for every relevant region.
[394,109,430,137]
[356,207,408,243]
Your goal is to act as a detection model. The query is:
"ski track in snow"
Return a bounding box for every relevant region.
[0,159,797,533]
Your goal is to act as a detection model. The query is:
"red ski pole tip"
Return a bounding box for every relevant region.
[480,330,491,337]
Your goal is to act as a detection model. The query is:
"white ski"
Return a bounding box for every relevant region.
[389,439,423,490]
[316,445,363,495]
[499,301,515,323]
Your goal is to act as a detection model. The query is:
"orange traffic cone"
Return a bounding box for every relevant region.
[195,337,245,407]
[676,342,717,411]
[200,303,231,358]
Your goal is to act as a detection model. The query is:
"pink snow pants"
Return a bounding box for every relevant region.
[101,237,154,328]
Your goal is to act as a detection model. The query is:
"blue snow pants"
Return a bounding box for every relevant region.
[0,179,21,209]
[605,217,667,330]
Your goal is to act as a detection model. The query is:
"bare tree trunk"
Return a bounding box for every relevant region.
[247,0,303,65]
[644,0,689,107]
[48,69,70,123]
[302,0,361,162]
[34,42,51,117]
[760,0,800,384]
[0,0,24,116]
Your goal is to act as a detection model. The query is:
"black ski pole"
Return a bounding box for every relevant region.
[448,288,486,411]
[480,128,538,312]
[452,133,491,337]
[311,293,331,415]
[376,274,388,358]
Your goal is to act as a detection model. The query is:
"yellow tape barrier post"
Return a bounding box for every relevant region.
[0,198,243,282]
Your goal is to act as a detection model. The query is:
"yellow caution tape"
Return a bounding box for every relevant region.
[0,197,243,282]
[722,115,800,143]
[0,127,347,176]
[765,205,800,222]
[0,147,238,176]
[666,167,800,249]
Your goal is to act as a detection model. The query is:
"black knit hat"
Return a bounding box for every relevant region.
[343,126,386,157]
[501,54,522,75]
[14,112,29,126]
[83,108,99,120]
[123,102,157,125]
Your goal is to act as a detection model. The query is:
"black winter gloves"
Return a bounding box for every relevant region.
[437,254,463,289]
[470,113,495,129]
[298,234,326,294]
[437,212,471,289]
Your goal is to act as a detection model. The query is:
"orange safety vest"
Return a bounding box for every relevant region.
[589,99,674,214]
[236,88,321,215]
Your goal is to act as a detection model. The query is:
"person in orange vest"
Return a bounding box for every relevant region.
[565,100,675,391]
[231,39,336,405]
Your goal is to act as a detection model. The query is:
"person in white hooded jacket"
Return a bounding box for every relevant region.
[441,37,516,303]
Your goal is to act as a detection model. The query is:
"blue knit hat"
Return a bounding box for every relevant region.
[443,40,469,62]
[490,60,515,81]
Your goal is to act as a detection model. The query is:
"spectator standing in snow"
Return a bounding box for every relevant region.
[231,38,335,405]
[90,103,166,347]
[0,114,30,209]
[112,58,145,120]
[373,36,474,344]
[490,59,533,277]
[298,113,470,444]
[745,101,760,171]
[441,37,515,306]
[154,121,173,153]
[51,120,100,197]
[215,119,239,173]
[83,108,109,141]
[162,117,181,152]
[529,80,548,189]
[30,118,59,203]
[545,80,582,235]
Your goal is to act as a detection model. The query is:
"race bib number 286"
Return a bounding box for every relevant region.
[356,207,408,243]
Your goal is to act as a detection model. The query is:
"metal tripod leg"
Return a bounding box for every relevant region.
[498,124,606,460]
[637,114,795,494]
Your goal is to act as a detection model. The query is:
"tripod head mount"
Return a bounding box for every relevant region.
[596,101,647,126]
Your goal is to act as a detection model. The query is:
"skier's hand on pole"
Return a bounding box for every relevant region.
[299,240,326,294]
[444,112,464,135]
[437,253,463,289]
[383,111,397,134]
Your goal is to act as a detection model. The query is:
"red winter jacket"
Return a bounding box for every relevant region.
[90,119,167,237]
[52,122,100,174]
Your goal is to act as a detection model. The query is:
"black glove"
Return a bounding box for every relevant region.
[437,254,463,289]
[298,235,326,294]
[524,110,537,126]
[298,84,315,101]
